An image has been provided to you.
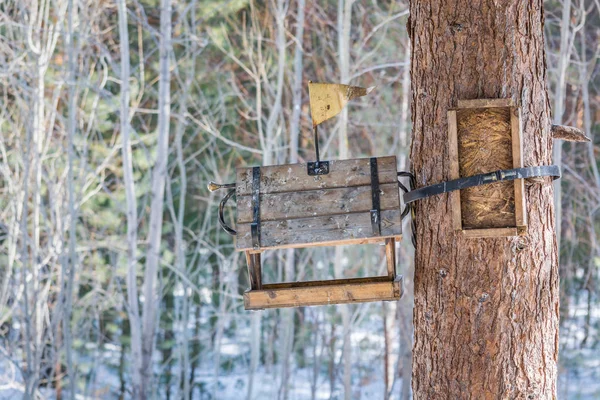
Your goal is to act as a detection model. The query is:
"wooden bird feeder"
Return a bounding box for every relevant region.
[209,82,404,310]
[447,99,526,238]
[235,156,403,310]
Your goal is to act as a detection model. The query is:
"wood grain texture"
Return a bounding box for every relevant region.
[462,227,518,238]
[385,238,396,278]
[447,110,462,230]
[257,275,392,289]
[457,98,514,108]
[237,183,400,224]
[245,251,262,290]
[511,107,527,228]
[236,156,398,196]
[243,276,403,310]
[236,209,402,251]
[243,235,402,254]
[409,1,558,398]
[456,106,515,229]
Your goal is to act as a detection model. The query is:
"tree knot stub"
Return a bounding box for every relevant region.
[450,22,464,33]
[551,124,590,142]
[515,236,529,251]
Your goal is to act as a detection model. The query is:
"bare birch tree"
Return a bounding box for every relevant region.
[117,0,144,397]
[140,0,173,395]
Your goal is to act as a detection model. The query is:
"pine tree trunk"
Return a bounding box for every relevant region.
[408,1,559,398]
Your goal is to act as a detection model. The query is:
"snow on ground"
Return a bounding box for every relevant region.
[1,307,599,400]
[1,351,599,399]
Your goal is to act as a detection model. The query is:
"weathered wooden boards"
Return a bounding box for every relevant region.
[235,156,402,251]
[448,99,526,238]
[235,156,403,309]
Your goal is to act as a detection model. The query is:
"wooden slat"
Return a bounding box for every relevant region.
[236,156,398,196]
[245,235,402,254]
[385,238,396,279]
[456,98,514,109]
[261,275,391,289]
[462,227,518,238]
[244,276,403,309]
[511,107,527,228]
[245,251,262,290]
[447,110,462,231]
[237,183,400,224]
[236,209,402,251]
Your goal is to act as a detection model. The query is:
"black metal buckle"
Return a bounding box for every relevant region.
[307,161,330,176]
[251,167,261,249]
[370,157,381,236]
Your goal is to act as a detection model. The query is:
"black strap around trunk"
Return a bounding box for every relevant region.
[403,165,561,204]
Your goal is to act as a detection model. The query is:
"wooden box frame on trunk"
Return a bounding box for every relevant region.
[235,156,403,310]
[447,98,526,238]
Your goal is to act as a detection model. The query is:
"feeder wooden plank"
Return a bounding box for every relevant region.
[236,156,398,196]
[385,238,396,279]
[243,276,403,310]
[456,98,514,109]
[244,236,402,254]
[447,110,462,231]
[245,251,262,290]
[237,183,400,224]
[262,275,391,289]
[236,209,402,251]
[462,227,518,238]
[511,107,527,228]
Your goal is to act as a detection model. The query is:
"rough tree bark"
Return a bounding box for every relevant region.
[408,1,559,399]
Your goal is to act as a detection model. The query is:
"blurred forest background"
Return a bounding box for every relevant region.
[0,0,599,399]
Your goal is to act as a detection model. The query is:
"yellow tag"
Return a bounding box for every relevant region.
[308,82,374,127]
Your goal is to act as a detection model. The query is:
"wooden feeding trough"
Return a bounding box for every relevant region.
[447,99,526,238]
[235,156,403,310]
